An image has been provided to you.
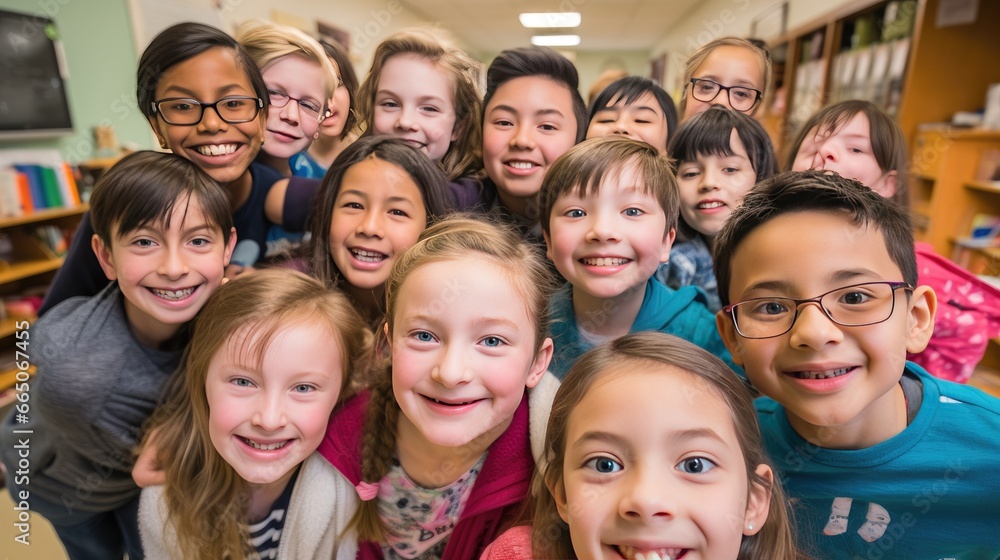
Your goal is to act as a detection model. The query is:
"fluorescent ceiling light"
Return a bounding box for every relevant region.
[519,12,581,28]
[531,35,581,47]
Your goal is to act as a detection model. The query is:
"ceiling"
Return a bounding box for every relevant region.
[397,0,703,53]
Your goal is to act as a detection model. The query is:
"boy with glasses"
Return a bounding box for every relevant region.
[714,170,1000,558]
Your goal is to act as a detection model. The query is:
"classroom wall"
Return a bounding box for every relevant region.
[0,0,153,162]
[650,0,859,100]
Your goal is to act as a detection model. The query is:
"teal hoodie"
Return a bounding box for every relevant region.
[548,278,741,380]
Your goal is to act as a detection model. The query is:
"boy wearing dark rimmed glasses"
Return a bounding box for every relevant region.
[713,170,1000,558]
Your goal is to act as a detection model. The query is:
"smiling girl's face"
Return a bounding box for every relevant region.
[554,363,770,560]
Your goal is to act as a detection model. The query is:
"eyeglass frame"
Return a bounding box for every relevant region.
[150,96,264,126]
[688,78,763,113]
[266,88,327,122]
[722,281,914,339]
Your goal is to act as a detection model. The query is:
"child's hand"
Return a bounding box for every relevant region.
[133,427,166,488]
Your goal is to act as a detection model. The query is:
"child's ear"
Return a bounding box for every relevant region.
[660,227,676,263]
[222,228,237,267]
[92,234,118,281]
[716,311,745,366]
[743,463,773,536]
[873,170,898,199]
[905,285,936,354]
[148,117,168,150]
[525,337,554,389]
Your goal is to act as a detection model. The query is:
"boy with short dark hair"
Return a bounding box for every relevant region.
[0,151,235,559]
[540,136,736,379]
[714,169,1000,558]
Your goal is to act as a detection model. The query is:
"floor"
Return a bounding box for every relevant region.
[0,490,67,560]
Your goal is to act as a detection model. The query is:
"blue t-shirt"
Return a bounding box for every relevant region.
[758,362,1000,559]
[290,151,326,179]
[547,278,739,380]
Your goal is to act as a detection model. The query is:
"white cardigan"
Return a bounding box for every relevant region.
[139,453,359,559]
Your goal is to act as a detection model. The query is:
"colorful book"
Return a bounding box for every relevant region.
[12,165,46,209]
[15,172,33,215]
[39,165,63,208]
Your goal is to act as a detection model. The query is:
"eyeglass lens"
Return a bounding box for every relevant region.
[690,79,759,111]
[732,282,902,338]
[155,97,260,125]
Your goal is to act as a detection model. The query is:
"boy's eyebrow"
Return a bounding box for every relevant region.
[741,269,887,296]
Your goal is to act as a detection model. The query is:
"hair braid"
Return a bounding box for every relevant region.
[351,369,401,541]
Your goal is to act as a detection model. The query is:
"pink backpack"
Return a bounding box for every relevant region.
[908,243,1000,382]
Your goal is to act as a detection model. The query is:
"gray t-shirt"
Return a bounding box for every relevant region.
[0,283,183,511]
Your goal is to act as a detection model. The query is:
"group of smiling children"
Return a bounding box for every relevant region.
[2,17,999,560]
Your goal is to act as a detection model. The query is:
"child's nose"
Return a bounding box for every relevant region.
[279,100,301,124]
[252,394,288,432]
[158,246,189,279]
[356,210,384,238]
[396,106,417,131]
[510,124,536,149]
[618,466,675,522]
[585,210,621,242]
[430,345,472,388]
[788,302,844,349]
[700,167,722,191]
[197,104,228,134]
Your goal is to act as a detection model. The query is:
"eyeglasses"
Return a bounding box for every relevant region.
[267,88,326,121]
[723,281,913,339]
[151,96,263,126]
[688,78,762,113]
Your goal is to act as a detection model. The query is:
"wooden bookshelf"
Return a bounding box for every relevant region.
[0,204,87,393]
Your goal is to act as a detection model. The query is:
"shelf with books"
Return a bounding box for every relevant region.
[762,0,1000,157]
[909,127,1000,259]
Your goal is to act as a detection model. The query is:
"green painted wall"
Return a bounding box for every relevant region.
[0,0,153,162]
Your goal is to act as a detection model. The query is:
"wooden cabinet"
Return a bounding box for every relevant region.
[909,127,1000,261]
[0,204,88,393]
[761,0,1000,158]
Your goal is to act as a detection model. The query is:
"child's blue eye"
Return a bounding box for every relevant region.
[134,238,155,247]
[677,457,716,474]
[585,456,623,474]
[623,208,642,217]
[232,377,253,388]
[565,209,585,218]
[293,384,314,394]
[481,336,504,347]
[190,237,210,247]
[414,331,435,342]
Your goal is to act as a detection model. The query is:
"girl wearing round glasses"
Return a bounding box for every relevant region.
[679,37,771,122]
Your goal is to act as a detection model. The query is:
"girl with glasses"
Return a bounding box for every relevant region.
[679,37,771,122]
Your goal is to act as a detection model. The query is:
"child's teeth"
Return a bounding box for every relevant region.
[197,144,237,156]
[699,201,724,209]
[352,249,386,262]
[582,257,628,266]
[242,437,288,451]
[797,367,851,379]
[508,161,533,169]
[153,287,195,300]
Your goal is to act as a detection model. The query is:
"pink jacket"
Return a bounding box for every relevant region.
[318,391,534,560]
